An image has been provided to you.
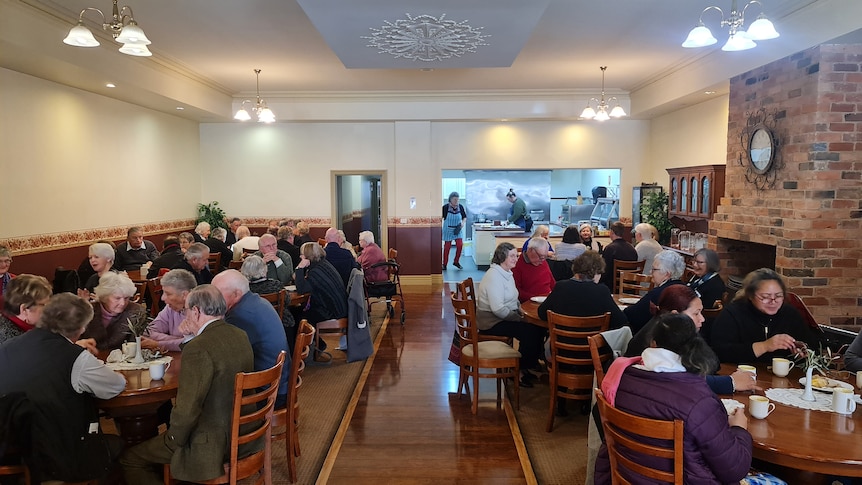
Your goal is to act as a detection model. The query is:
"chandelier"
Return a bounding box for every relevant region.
[62,0,151,57]
[579,67,626,122]
[682,0,779,52]
[234,69,276,123]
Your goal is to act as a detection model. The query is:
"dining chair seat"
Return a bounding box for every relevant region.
[462,340,521,360]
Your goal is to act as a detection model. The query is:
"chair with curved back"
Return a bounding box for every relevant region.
[163,351,285,485]
[260,289,287,321]
[618,272,654,297]
[456,278,511,346]
[587,333,613,388]
[146,277,163,317]
[595,389,684,484]
[451,294,520,414]
[132,281,147,304]
[612,259,646,294]
[546,311,611,432]
[271,320,315,483]
[207,252,222,274]
[701,300,724,320]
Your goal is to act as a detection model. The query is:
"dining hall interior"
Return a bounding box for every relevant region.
[2,0,862,483]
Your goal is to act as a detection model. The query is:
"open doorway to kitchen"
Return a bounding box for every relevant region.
[333,172,386,251]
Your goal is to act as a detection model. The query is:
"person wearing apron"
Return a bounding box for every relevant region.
[506,188,531,232]
[442,192,466,270]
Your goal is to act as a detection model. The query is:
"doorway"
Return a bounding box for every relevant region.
[333,172,386,250]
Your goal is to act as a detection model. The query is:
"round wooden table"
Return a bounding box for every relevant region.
[719,363,862,477]
[520,293,632,328]
[97,352,181,445]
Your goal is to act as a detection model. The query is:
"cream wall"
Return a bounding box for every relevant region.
[0,68,201,238]
[646,95,730,190]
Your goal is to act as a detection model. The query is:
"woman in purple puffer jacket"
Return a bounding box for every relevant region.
[595,313,752,484]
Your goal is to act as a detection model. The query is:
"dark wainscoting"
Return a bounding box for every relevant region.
[388,225,440,276]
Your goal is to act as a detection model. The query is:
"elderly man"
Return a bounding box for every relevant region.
[146,235,184,278]
[212,270,290,408]
[253,233,294,285]
[599,221,639,289]
[230,226,259,261]
[0,293,126,482]
[277,225,301,270]
[141,269,196,352]
[205,227,233,271]
[225,217,242,246]
[114,227,160,271]
[324,227,359,287]
[357,231,387,282]
[172,243,212,285]
[120,285,254,485]
[512,237,556,303]
[193,221,210,244]
[634,222,663,275]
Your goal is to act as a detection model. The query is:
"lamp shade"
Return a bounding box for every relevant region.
[118,42,152,56]
[116,22,151,45]
[746,16,779,40]
[682,24,717,48]
[257,107,276,123]
[609,105,626,118]
[722,33,756,51]
[63,24,100,47]
[580,106,596,119]
[594,110,610,122]
[234,108,252,121]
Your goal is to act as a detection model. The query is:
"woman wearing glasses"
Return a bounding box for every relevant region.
[686,248,726,309]
[710,268,822,363]
[622,250,686,334]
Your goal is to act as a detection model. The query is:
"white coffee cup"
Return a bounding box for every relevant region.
[832,388,857,415]
[771,358,794,377]
[738,364,757,377]
[856,372,862,390]
[149,361,171,381]
[749,395,775,419]
[122,341,137,359]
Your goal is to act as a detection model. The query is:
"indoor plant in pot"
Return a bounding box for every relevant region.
[641,191,674,245]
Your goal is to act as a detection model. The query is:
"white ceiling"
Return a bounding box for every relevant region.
[3,0,862,121]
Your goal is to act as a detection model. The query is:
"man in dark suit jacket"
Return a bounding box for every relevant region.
[121,285,254,484]
[204,227,233,271]
[114,227,160,271]
[323,227,359,287]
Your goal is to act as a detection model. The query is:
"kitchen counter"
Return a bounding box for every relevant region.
[472,223,608,266]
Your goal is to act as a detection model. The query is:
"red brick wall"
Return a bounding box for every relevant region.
[711,44,862,330]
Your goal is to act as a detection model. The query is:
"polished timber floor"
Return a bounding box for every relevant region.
[326,284,529,484]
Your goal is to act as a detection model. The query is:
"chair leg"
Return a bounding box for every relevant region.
[496,370,502,407]
[546,377,556,433]
[471,369,479,415]
[512,364,520,411]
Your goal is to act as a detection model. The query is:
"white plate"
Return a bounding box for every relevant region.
[619,297,641,305]
[799,376,854,393]
[530,296,547,303]
[721,398,744,415]
[285,285,297,292]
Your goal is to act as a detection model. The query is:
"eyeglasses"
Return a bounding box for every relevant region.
[651,267,663,273]
[530,248,547,261]
[755,293,784,303]
[0,258,11,265]
[692,259,707,265]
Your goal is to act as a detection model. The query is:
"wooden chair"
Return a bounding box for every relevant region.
[260,289,287,321]
[164,351,286,485]
[595,389,684,484]
[0,447,30,485]
[587,333,614,388]
[451,294,520,414]
[456,278,511,346]
[133,281,147,304]
[207,252,222,274]
[229,260,243,270]
[242,247,258,256]
[146,277,163,317]
[315,318,348,361]
[701,300,724,321]
[546,311,610,432]
[786,292,824,332]
[612,259,646,294]
[317,238,326,247]
[271,320,315,483]
[388,248,397,261]
[618,272,654,296]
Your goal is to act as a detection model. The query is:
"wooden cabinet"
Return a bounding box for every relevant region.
[667,165,725,220]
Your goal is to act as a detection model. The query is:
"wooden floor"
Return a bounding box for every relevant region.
[325,284,530,484]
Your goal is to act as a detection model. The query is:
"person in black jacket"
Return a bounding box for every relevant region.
[204,227,233,271]
[598,222,637,290]
[623,250,685,334]
[687,248,726,309]
[146,235,184,278]
[295,242,348,353]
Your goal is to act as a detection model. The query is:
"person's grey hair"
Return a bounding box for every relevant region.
[277,226,293,240]
[259,233,276,245]
[694,248,721,274]
[95,271,136,301]
[300,241,326,262]
[127,227,142,237]
[358,231,375,244]
[178,232,195,244]
[448,191,459,202]
[491,242,516,265]
[531,225,549,238]
[161,269,197,293]
[194,221,211,235]
[236,226,251,239]
[0,245,11,259]
[735,267,787,302]
[634,223,656,240]
[654,250,686,279]
[526,237,548,252]
[186,285,227,318]
[185,242,209,261]
[230,217,241,224]
[89,242,115,262]
[240,255,268,280]
[37,293,94,339]
[211,227,227,241]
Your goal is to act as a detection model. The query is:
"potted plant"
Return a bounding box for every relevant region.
[197,201,228,230]
[641,191,674,245]
[795,346,840,401]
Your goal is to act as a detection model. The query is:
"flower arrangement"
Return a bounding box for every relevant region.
[127,309,150,338]
[794,345,839,375]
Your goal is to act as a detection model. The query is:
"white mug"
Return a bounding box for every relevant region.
[738,364,757,377]
[149,361,171,381]
[771,358,794,377]
[122,341,137,359]
[856,372,862,390]
[832,388,857,415]
[749,395,775,419]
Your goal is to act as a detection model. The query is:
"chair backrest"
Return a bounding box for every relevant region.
[595,389,684,484]
[547,311,611,369]
[133,281,147,303]
[260,289,287,320]
[618,272,654,296]
[786,292,822,331]
[547,258,574,281]
[317,238,326,247]
[146,277,163,317]
[291,320,314,414]
[451,294,479,352]
[388,248,397,261]
[229,260,243,270]
[455,278,476,306]
[52,267,80,294]
[701,300,724,321]
[207,252,222,274]
[242,247,258,255]
[587,333,614,388]
[613,259,646,293]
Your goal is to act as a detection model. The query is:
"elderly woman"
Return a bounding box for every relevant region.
[476,242,546,387]
[579,224,603,253]
[357,231,387,283]
[79,242,118,296]
[633,223,663,273]
[0,274,51,343]
[442,191,467,270]
[687,248,726,309]
[710,268,822,364]
[294,221,314,246]
[0,245,15,297]
[80,272,144,351]
[595,313,752,484]
[231,226,259,261]
[178,232,195,253]
[241,255,296,329]
[554,225,586,261]
[141,269,197,352]
[623,250,685,334]
[295,242,348,351]
[337,230,358,258]
[193,221,210,244]
[521,225,554,255]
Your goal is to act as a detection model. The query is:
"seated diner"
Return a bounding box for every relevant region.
[79,271,144,351]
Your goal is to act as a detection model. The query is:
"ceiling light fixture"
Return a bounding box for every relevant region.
[234,69,276,123]
[682,0,779,52]
[579,66,626,122]
[63,0,151,57]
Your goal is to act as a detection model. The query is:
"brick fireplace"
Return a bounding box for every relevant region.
[711,43,862,331]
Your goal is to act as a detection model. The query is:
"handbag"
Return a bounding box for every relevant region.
[447,329,461,366]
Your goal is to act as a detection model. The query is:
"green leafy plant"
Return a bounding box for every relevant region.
[641,191,674,245]
[196,201,228,230]
[794,345,839,375]
[127,309,150,338]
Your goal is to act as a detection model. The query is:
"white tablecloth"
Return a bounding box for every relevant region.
[764,387,836,413]
[105,354,173,371]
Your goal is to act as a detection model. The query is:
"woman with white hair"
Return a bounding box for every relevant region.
[241,255,296,328]
[623,249,686,334]
[193,221,211,244]
[337,230,357,258]
[231,226,259,261]
[357,231,387,282]
[79,242,118,297]
[79,272,144,351]
[579,223,603,253]
[142,268,197,352]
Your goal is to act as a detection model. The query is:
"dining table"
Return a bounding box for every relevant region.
[718,362,862,477]
[97,351,181,446]
[520,293,633,328]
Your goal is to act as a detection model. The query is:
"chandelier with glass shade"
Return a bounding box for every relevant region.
[234,69,276,123]
[682,0,779,52]
[579,66,626,122]
[62,0,152,57]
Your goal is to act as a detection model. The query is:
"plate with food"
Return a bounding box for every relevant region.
[799,375,854,393]
[721,398,745,415]
[530,296,547,303]
[618,297,641,305]
[285,285,297,292]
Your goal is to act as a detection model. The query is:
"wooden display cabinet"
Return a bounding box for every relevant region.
[667,165,726,233]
